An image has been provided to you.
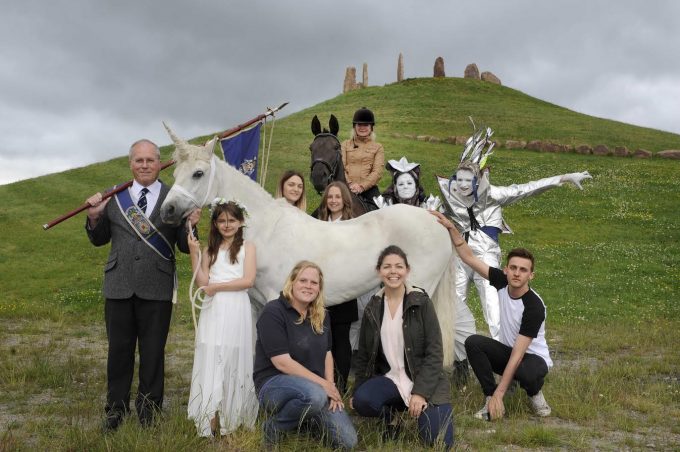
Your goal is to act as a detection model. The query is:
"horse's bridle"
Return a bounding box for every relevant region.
[310,133,341,193]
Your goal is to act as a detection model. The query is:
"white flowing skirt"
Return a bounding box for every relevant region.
[187,290,258,436]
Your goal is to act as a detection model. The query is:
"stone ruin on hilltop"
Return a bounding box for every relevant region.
[342,54,501,93]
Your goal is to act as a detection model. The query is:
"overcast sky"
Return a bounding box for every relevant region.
[1,0,679,185]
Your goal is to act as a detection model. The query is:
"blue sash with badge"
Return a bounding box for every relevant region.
[114,187,175,261]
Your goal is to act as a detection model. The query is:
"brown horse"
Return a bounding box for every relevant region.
[309,115,377,217]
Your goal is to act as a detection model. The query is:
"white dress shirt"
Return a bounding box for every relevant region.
[131,180,162,216]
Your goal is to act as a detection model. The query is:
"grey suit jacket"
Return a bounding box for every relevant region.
[86,182,190,301]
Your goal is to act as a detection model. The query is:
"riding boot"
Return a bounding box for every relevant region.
[453,359,469,388]
[359,187,380,211]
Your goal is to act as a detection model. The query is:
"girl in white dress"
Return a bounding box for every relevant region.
[187,199,258,437]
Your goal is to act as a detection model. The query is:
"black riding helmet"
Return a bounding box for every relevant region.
[352,107,375,126]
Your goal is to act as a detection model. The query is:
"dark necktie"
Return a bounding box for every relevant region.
[466,206,481,231]
[138,188,149,213]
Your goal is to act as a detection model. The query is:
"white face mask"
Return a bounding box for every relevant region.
[454,169,475,197]
[395,173,417,200]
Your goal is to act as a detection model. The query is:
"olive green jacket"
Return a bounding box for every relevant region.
[352,285,451,405]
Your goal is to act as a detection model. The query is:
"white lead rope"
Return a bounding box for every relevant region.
[188,243,212,331]
[176,154,216,330]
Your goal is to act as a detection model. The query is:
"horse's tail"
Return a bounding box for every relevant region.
[431,252,457,368]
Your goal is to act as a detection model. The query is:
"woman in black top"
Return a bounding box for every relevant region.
[253,261,357,449]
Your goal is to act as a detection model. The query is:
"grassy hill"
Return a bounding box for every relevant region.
[1,77,677,318]
[1,77,678,450]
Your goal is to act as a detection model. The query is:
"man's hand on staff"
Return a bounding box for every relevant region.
[86,192,109,226]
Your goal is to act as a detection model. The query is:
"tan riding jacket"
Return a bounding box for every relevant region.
[341,135,385,192]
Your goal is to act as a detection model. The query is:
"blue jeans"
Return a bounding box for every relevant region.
[353,376,454,449]
[258,374,357,449]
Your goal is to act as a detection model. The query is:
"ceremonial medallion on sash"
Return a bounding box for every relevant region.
[126,207,153,236]
[114,187,174,261]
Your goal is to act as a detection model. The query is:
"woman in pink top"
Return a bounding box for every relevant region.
[351,245,454,449]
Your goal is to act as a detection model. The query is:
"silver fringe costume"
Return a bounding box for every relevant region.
[439,118,591,361]
[438,172,565,359]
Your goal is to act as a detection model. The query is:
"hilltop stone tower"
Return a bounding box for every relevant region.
[464,63,480,79]
[397,53,404,82]
[434,57,445,77]
[343,64,368,93]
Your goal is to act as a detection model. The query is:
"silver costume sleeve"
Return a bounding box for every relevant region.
[490,175,563,206]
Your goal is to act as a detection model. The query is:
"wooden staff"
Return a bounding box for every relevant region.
[41,160,175,230]
[42,102,288,230]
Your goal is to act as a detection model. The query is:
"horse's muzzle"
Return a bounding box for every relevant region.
[160,203,183,226]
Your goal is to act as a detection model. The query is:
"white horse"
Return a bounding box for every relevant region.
[160,126,459,365]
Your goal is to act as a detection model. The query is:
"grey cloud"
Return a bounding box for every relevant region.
[1,0,678,184]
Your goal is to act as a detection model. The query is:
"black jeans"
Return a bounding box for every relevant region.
[328,300,358,394]
[330,321,352,394]
[465,334,548,397]
[104,296,172,424]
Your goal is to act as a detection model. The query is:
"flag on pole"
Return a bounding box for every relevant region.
[220,122,261,181]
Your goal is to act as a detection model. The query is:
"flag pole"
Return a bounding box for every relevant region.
[42,102,289,230]
[217,102,288,139]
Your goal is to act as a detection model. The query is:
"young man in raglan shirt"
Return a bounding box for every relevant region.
[431,210,552,420]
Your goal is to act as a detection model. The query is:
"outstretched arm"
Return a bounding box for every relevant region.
[560,171,592,190]
[430,210,489,280]
[492,171,593,207]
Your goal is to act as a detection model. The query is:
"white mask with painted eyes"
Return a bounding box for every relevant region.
[454,169,475,197]
[395,173,417,200]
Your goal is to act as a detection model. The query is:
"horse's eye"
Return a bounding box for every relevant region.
[192,170,204,179]
[335,144,340,150]
[309,145,313,151]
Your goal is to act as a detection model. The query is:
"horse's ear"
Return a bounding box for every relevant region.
[204,136,218,157]
[329,114,339,136]
[311,115,321,136]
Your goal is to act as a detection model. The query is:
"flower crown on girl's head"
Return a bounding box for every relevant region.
[208,197,250,219]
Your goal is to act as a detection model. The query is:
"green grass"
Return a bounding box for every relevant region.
[1,77,679,450]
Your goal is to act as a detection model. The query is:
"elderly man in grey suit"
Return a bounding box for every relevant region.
[86,139,200,431]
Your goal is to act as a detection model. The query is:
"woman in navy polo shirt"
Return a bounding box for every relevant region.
[253,261,357,449]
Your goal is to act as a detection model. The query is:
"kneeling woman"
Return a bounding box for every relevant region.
[253,261,358,449]
[352,246,454,449]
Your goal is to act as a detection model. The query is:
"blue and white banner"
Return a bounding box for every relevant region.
[220,122,261,181]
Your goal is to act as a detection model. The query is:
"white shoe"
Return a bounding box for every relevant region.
[474,396,492,420]
[530,391,551,417]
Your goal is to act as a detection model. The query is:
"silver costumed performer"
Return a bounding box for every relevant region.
[439,121,592,362]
